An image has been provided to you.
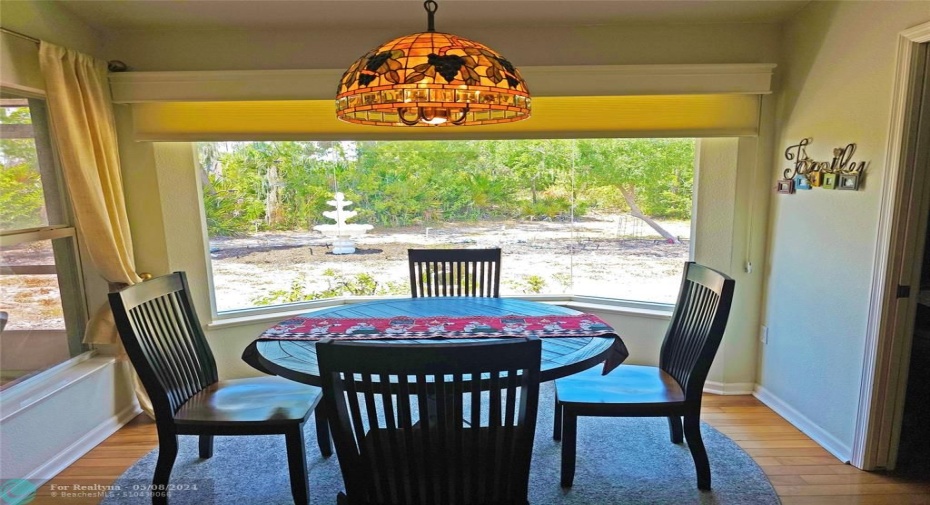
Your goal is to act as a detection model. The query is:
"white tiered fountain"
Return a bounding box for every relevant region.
[313,192,373,254]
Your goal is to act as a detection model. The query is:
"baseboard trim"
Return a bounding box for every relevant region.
[24,401,142,483]
[703,381,755,395]
[753,384,852,463]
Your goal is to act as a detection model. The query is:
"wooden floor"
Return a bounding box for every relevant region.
[29,394,930,504]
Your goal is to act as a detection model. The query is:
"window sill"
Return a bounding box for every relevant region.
[206,294,672,330]
[558,301,671,319]
[206,295,407,330]
[0,350,116,422]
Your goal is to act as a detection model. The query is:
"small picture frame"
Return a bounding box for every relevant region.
[777,179,795,194]
[794,174,812,190]
[809,171,823,187]
[837,172,860,191]
[822,172,837,190]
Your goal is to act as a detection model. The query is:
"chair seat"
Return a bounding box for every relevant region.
[174,376,319,426]
[555,364,685,410]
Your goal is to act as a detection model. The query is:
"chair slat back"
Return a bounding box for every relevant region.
[659,262,735,401]
[408,248,502,298]
[318,337,541,505]
[109,272,218,419]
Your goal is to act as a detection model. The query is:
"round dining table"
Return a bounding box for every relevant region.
[242,297,621,386]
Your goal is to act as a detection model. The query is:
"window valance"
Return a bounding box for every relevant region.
[110,64,773,141]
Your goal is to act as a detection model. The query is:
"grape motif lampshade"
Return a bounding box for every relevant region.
[335,1,531,127]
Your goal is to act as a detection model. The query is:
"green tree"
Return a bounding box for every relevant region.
[350,140,512,225]
[0,162,44,229]
[0,106,45,230]
[198,138,693,236]
[198,141,337,235]
[576,138,694,242]
[495,139,556,204]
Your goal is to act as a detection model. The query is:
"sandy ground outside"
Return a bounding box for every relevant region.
[209,214,691,312]
[0,241,65,330]
[0,214,691,325]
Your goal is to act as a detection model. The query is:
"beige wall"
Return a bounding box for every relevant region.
[0,0,100,56]
[694,137,771,391]
[761,1,930,459]
[99,22,780,72]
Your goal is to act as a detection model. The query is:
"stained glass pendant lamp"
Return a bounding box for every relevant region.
[335,0,531,127]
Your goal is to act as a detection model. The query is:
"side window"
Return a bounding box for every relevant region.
[0,93,87,390]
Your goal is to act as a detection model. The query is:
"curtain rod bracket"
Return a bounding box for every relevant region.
[108,61,129,72]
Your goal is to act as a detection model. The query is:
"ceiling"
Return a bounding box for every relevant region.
[53,0,809,32]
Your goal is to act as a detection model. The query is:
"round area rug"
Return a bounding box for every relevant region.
[103,383,779,505]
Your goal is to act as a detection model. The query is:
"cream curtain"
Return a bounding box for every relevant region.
[38,42,152,416]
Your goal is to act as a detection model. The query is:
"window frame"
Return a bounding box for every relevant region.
[0,92,89,385]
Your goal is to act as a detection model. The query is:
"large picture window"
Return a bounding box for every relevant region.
[0,94,86,390]
[198,138,695,313]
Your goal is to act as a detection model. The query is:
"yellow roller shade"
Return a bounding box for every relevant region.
[130,94,760,141]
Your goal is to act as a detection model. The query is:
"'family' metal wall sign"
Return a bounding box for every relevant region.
[777,138,868,194]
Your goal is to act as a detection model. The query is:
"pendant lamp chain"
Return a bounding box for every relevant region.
[425,0,437,32]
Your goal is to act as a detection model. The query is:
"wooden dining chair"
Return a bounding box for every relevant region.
[317,337,542,505]
[109,272,332,505]
[552,262,735,490]
[407,247,502,297]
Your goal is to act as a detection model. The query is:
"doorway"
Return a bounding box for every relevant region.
[855,25,930,472]
[895,42,930,476]
[888,40,930,475]
[896,191,930,476]
[894,41,930,476]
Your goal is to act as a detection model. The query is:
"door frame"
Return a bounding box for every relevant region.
[855,22,930,471]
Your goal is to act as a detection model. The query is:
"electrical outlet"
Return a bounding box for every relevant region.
[760,325,768,344]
